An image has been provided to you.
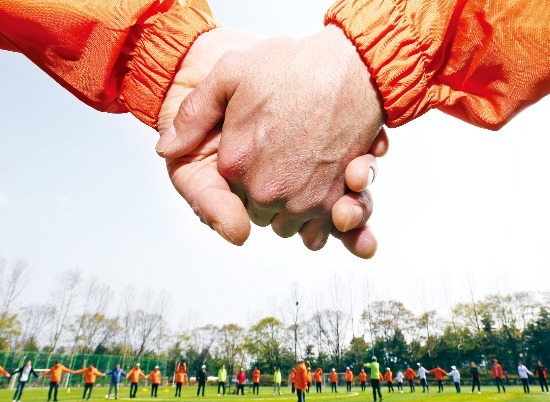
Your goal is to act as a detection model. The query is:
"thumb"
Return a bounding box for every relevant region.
[155,55,240,158]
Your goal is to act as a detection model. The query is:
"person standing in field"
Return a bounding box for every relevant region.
[429,366,446,393]
[289,369,295,394]
[364,356,383,402]
[251,367,260,395]
[359,369,367,392]
[492,359,506,394]
[294,361,308,402]
[384,368,394,393]
[446,366,461,393]
[534,361,549,394]
[344,367,353,392]
[470,362,481,394]
[11,360,38,402]
[217,364,227,396]
[329,368,338,393]
[314,368,323,393]
[175,363,187,397]
[196,365,207,397]
[39,361,73,402]
[73,364,105,400]
[404,365,416,392]
[105,363,126,400]
[273,367,282,395]
[127,363,146,398]
[417,363,429,393]
[236,368,246,395]
[306,366,312,393]
[518,362,534,394]
[395,370,404,393]
[147,366,162,398]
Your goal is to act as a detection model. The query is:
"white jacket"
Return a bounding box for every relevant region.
[446,369,460,383]
[518,365,533,379]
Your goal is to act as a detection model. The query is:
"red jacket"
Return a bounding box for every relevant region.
[492,363,504,378]
[236,371,246,384]
[429,368,446,381]
[404,368,416,381]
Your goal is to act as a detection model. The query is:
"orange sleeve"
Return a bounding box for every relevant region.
[326,0,550,130]
[0,0,218,129]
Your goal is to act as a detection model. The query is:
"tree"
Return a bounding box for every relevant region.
[246,317,288,370]
[0,258,28,349]
[48,269,81,352]
[216,324,245,381]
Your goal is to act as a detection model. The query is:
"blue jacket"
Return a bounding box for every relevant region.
[106,368,126,383]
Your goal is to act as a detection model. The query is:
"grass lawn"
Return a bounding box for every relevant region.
[0,385,547,402]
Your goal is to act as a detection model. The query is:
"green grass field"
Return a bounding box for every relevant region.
[0,385,547,402]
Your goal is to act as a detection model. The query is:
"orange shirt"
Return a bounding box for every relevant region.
[359,372,367,382]
[379,373,384,381]
[0,365,9,377]
[175,368,186,383]
[384,371,393,382]
[252,369,260,383]
[314,369,323,382]
[404,368,416,381]
[74,367,104,384]
[44,364,71,383]
[148,370,162,385]
[307,370,312,382]
[128,367,146,383]
[330,371,338,383]
[429,368,446,381]
[289,371,295,383]
[345,370,353,381]
[492,363,504,378]
[294,363,308,391]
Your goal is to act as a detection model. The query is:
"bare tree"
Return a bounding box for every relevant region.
[15,304,55,350]
[0,258,29,348]
[48,269,81,352]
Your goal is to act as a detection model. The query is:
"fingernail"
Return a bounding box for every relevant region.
[367,166,376,187]
[155,125,177,156]
[344,205,365,232]
[211,221,232,243]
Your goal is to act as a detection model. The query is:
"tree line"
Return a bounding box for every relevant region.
[0,258,548,378]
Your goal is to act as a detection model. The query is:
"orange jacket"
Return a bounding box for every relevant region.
[314,369,323,382]
[384,370,392,382]
[345,370,353,381]
[294,363,308,391]
[330,371,338,383]
[492,363,504,378]
[148,370,162,385]
[429,368,446,381]
[252,369,260,383]
[128,367,146,383]
[307,370,312,382]
[379,373,384,381]
[359,371,367,382]
[1,0,547,132]
[325,0,549,130]
[404,368,416,381]
[175,367,186,383]
[289,371,295,383]
[0,365,9,377]
[44,364,71,383]
[74,367,105,384]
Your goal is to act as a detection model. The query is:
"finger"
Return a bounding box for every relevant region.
[331,224,378,259]
[169,156,251,245]
[332,190,373,232]
[369,127,389,157]
[245,198,277,228]
[299,218,332,251]
[345,154,377,192]
[156,52,242,158]
[271,213,307,238]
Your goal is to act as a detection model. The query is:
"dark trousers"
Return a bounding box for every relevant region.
[408,379,415,392]
[316,382,321,393]
[253,383,259,394]
[151,383,159,397]
[296,389,305,402]
[48,382,59,401]
[539,377,549,392]
[82,383,94,400]
[291,384,295,394]
[361,381,366,392]
[237,384,245,395]
[307,382,310,393]
[331,382,337,392]
[197,381,205,396]
[175,382,183,397]
[437,380,443,392]
[454,381,461,393]
[130,382,138,398]
[495,377,506,393]
[218,381,225,395]
[13,381,27,401]
[521,378,530,393]
[420,378,429,392]
[471,378,481,392]
[397,382,403,391]
[387,381,394,392]
[370,379,382,401]
[346,381,352,392]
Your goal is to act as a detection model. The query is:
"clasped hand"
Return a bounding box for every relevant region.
[156,26,386,258]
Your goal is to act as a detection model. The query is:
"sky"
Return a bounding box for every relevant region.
[0,0,549,333]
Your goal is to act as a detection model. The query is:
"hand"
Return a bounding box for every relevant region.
[157,25,386,257]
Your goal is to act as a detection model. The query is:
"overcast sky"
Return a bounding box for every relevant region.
[0,0,549,332]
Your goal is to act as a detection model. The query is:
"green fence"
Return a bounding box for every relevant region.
[0,351,174,389]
